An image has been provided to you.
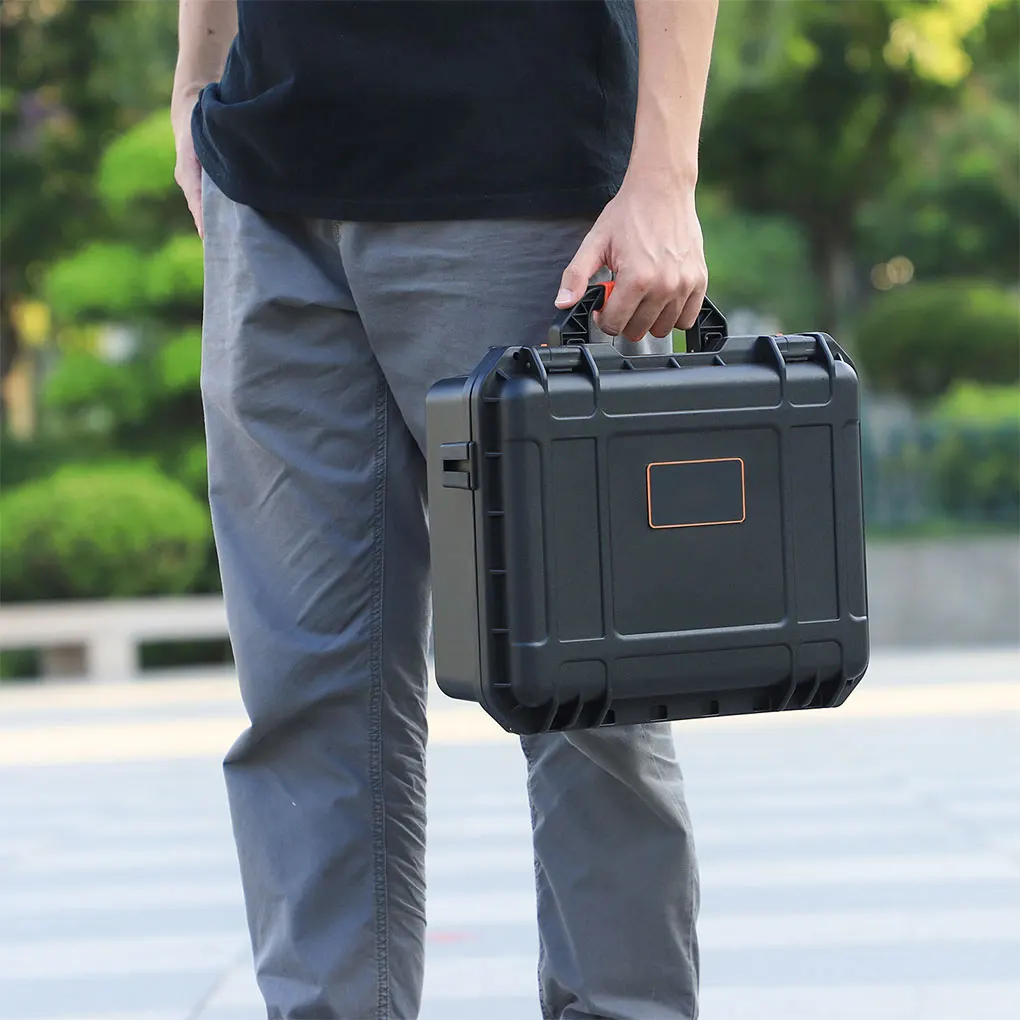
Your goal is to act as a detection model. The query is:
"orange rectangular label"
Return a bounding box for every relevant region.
[646,458,746,529]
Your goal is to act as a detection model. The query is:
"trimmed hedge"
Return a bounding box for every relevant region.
[930,383,1020,525]
[0,465,210,602]
[854,281,1019,401]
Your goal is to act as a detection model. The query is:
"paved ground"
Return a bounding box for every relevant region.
[1,648,1018,1020]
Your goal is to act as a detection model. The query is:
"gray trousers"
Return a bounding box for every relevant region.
[200,174,700,1020]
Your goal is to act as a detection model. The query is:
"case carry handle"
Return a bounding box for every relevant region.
[548,282,728,353]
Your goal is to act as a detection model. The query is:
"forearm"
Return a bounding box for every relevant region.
[629,0,718,186]
[171,0,237,130]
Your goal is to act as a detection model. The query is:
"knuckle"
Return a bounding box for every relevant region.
[659,279,681,301]
[662,274,683,297]
[641,279,665,301]
[627,270,654,293]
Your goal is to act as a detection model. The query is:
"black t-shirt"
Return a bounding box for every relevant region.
[193,0,638,221]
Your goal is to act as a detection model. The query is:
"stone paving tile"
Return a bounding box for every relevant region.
[25,1013,185,1020]
[0,974,215,1020]
[0,651,1018,1020]
[699,983,1020,1020]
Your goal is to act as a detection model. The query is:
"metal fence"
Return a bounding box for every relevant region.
[861,416,1020,534]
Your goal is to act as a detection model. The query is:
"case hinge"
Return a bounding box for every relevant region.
[441,442,477,490]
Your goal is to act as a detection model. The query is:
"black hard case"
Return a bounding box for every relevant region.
[426,292,869,735]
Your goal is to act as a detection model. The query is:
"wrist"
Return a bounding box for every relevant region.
[171,82,204,136]
[622,156,698,196]
[627,83,702,191]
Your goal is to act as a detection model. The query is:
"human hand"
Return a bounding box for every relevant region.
[172,93,204,238]
[556,173,708,341]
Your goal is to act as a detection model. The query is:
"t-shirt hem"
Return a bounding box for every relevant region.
[196,149,619,222]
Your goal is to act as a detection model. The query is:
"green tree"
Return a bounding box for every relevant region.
[0,0,177,389]
[37,109,206,499]
[701,0,1012,334]
[857,1,1019,284]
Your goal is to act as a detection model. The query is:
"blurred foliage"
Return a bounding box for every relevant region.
[43,234,203,319]
[930,383,1020,525]
[157,327,203,394]
[97,110,176,211]
[0,431,108,490]
[0,465,210,601]
[42,347,150,423]
[44,241,147,319]
[145,235,205,307]
[0,0,178,373]
[1,0,209,600]
[864,380,1020,532]
[854,280,1019,400]
[699,190,818,328]
[933,381,1020,423]
[38,321,206,496]
[703,0,1017,333]
[0,0,1016,614]
[857,42,1019,284]
[175,440,209,498]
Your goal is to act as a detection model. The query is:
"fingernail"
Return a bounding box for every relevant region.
[555,288,573,305]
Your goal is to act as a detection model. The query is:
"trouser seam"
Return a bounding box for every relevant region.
[370,377,390,1019]
[521,738,553,1019]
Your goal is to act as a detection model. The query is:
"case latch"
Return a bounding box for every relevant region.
[777,336,819,361]
[441,442,477,490]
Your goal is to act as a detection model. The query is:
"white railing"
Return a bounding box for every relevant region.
[0,596,228,680]
[0,536,1017,681]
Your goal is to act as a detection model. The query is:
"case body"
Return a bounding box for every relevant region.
[426,332,869,734]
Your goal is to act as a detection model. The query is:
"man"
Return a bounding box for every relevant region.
[172,2,717,1017]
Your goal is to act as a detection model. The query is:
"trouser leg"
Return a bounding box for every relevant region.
[522,726,700,1019]
[201,177,430,1020]
[340,218,700,1020]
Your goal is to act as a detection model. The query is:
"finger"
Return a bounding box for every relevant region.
[178,158,204,238]
[619,293,670,343]
[556,231,605,308]
[649,299,684,340]
[676,278,708,330]
[184,184,203,239]
[192,185,204,239]
[597,269,656,337]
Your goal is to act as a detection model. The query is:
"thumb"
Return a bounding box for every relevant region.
[555,230,606,308]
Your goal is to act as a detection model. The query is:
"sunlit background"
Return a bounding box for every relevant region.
[1,0,1017,673]
[0,2,1018,1019]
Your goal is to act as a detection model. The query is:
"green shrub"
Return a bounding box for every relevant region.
[44,242,148,320]
[854,281,1019,400]
[930,383,1020,525]
[0,433,107,491]
[97,111,176,212]
[156,327,202,393]
[0,465,210,602]
[697,189,819,328]
[43,349,150,424]
[146,235,204,306]
[934,382,1020,424]
[0,650,40,681]
[174,441,209,497]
